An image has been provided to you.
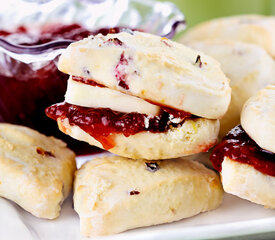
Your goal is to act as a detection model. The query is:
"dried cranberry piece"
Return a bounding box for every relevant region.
[104,38,125,46]
[129,190,140,195]
[194,55,202,68]
[145,162,159,172]
[115,52,130,90]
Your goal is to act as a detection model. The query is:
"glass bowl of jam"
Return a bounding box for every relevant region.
[0,0,185,154]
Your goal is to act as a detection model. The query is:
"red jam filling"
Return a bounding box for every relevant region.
[45,102,192,150]
[0,23,136,154]
[210,125,275,176]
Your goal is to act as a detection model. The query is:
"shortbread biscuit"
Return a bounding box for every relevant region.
[57,117,219,160]
[241,85,275,153]
[221,157,275,208]
[74,156,223,237]
[180,15,275,58]
[58,31,230,119]
[187,40,275,136]
[0,123,76,219]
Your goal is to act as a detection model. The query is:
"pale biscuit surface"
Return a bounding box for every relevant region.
[0,123,76,219]
[241,85,275,153]
[181,15,275,58]
[65,77,161,115]
[187,40,275,136]
[74,156,223,237]
[221,157,275,208]
[57,117,219,160]
[58,31,230,119]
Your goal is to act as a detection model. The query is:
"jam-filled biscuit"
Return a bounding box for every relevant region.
[0,123,76,219]
[186,40,275,136]
[74,156,223,237]
[211,86,275,207]
[58,31,230,119]
[46,31,230,159]
[241,85,275,153]
[220,157,275,208]
[180,15,275,58]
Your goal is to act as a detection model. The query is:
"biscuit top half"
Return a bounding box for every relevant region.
[241,85,275,153]
[58,31,230,119]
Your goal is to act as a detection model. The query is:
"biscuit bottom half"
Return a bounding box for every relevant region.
[74,156,223,237]
[58,117,219,160]
[221,157,275,208]
[210,125,275,207]
[46,102,219,160]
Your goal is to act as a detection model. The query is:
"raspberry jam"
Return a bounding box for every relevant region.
[45,102,192,150]
[0,24,135,154]
[210,125,275,176]
[1,24,131,45]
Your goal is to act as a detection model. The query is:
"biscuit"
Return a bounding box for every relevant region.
[65,76,161,115]
[186,40,275,136]
[241,85,275,153]
[58,31,230,119]
[180,15,275,58]
[221,157,275,208]
[57,117,219,160]
[0,123,76,219]
[74,155,223,237]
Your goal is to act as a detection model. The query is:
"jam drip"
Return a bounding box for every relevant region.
[210,125,275,176]
[45,102,192,150]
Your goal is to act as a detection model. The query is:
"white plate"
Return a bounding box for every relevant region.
[1,153,275,240]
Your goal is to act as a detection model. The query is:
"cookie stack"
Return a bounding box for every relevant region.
[46,31,231,236]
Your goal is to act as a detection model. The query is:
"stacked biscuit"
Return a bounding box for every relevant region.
[46,31,231,236]
[180,15,275,208]
[211,85,275,208]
